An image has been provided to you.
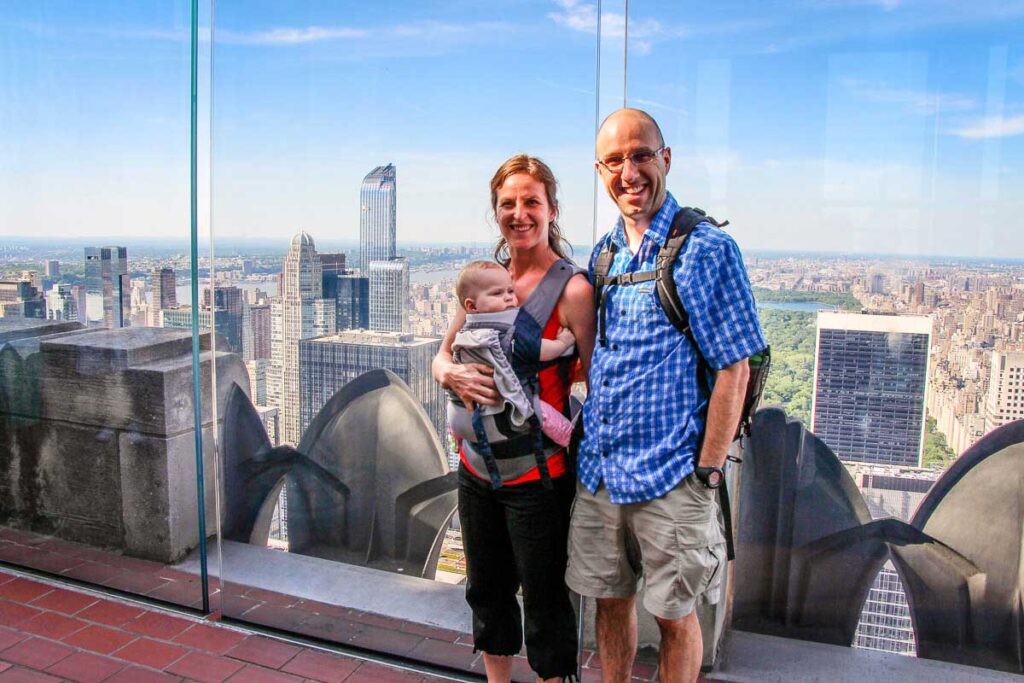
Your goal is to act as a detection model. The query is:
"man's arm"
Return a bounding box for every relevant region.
[697,358,749,469]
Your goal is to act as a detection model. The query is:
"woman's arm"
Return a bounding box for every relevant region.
[558,273,596,387]
[432,305,499,409]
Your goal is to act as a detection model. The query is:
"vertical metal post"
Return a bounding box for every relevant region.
[592,0,603,246]
[623,0,629,106]
[189,0,210,614]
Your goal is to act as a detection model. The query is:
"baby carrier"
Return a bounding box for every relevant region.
[449,259,582,490]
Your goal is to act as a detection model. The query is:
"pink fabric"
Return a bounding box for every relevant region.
[540,400,573,447]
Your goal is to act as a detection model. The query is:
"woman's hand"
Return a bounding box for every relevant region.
[440,361,498,411]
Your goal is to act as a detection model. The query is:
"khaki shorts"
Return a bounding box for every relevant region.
[565,475,726,620]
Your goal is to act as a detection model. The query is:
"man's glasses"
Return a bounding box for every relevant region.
[596,147,666,173]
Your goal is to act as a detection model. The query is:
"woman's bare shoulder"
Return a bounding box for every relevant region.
[562,271,594,301]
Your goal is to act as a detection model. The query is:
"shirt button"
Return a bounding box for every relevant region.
[601,417,608,424]
[603,380,609,387]
[612,344,618,350]
[602,451,609,458]
[621,308,626,315]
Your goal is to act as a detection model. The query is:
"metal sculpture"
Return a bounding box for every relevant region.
[732,407,1023,674]
[222,369,457,579]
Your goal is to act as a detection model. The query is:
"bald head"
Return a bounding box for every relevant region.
[597,108,665,149]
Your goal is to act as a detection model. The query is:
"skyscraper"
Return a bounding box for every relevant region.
[322,258,369,331]
[319,252,347,275]
[298,330,444,441]
[359,164,396,273]
[202,286,244,354]
[268,231,336,444]
[368,258,408,333]
[44,260,60,279]
[0,279,44,318]
[83,246,129,327]
[812,312,932,467]
[151,268,177,310]
[248,303,272,360]
[46,284,79,321]
[334,274,369,330]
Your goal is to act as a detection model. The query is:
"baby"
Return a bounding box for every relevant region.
[450,260,575,447]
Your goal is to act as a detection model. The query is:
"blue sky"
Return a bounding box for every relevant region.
[1,0,1023,257]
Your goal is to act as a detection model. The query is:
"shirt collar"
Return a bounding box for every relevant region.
[609,192,680,251]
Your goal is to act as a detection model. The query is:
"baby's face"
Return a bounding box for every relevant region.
[468,268,518,313]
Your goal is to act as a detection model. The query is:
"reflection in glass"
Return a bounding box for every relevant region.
[0,1,209,610]
[208,1,599,671]
[624,0,1023,672]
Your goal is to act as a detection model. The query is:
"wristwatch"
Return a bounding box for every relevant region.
[694,466,725,489]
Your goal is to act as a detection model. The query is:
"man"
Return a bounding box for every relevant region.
[566,108,766,683]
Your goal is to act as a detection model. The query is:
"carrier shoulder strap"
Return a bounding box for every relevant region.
[520,258,584,336]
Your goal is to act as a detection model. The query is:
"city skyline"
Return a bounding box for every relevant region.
[2,2,1022,256]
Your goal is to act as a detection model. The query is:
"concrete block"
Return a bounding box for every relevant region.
[119,424,220,563]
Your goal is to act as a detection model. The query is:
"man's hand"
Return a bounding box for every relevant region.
[443,362,498,411]
[698,359,749,469]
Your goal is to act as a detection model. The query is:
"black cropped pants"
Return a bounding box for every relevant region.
[458,463,578,680]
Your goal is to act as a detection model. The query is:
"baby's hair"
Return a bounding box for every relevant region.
[456,260,508,309]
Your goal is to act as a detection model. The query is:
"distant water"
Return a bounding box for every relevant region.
[757,301,837,312]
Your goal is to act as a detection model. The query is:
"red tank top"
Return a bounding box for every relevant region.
[460,303,572,484]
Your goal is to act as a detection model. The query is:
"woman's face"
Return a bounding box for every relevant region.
[495,173,556,254]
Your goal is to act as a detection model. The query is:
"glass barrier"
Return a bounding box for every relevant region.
[209,0,601,673]
[623,0,1024,674]
[0,1,211,610]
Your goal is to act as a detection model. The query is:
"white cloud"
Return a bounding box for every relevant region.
[547,0,663,53]
[218,26,368,45]
[841,78,975,114]
[952,115,1024,140]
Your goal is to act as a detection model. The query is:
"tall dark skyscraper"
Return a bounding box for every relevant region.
[151,267,177,310]
[812,312,932,467]
[319,252,347,275]
[202,286,244,353]
[83,246,129,327]
[359,164,396,273]
[322,270,369,331]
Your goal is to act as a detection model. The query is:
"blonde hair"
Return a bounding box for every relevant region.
[489,154,571,265]
[456,260,508,309]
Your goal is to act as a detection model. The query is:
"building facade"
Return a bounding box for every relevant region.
[847,464,939,656]
[84,246,129,327]
[268,231,336,444]
[368,258,408,333]
[812,312,932,467]
[358,164,396,273]
[151,267,177,310]
[984,350,1024,431]
[298,330,444,442]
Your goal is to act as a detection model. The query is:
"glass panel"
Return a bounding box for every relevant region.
[210,0,599,673]
[624,0,1023,674]
[0,2,211,610]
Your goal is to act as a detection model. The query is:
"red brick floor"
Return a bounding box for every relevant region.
[0,525,683,682]
[0,569,457,682]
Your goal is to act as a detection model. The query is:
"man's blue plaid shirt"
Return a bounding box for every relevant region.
[580,193,766,504]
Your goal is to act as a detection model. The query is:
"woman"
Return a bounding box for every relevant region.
[433,154,595,683]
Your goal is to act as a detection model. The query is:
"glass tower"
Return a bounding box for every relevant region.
[359,164,396,273]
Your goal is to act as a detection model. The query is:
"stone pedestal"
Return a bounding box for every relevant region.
[0,321,247,563]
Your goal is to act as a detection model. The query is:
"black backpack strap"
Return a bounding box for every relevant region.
[654,206,723,336]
